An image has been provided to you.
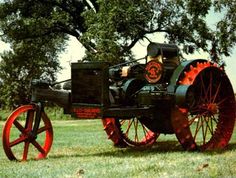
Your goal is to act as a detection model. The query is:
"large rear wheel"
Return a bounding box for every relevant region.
[173,62,236,150]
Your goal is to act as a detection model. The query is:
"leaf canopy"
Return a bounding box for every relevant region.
[0,0,235,106]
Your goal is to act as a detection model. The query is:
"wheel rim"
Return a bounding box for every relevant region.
[102,117,159,148]
[174,63,235,150]
[117,117,159,147]
[2,105,53,161]
[102,118,126,147]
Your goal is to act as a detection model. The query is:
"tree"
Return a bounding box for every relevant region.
[1,0,235,61]
[0,0,67,107]
[0,0,235,106]
[0,36,65,107]
[213,0,236,59]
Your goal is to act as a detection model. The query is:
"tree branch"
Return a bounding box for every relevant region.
[137,24,170,34]
[121,37,140,55]
[120,25,171,55]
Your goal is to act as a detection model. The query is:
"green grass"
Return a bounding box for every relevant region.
[0,107,70,121]
[1,119,236,178]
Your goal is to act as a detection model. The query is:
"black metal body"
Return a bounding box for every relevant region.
[30,42,203,134]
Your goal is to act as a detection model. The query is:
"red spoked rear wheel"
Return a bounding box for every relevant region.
[2,105,53,161]
[102,117,159,148]
[173,62,236,151]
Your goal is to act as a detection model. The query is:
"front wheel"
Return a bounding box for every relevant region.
[2,104,53,161]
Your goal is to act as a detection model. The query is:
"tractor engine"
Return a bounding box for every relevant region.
[108,42,180,107]
[103,43,180,133]
[70,42,221,135]
[71,42,180,133]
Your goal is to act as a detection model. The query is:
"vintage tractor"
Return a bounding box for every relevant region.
[2,42,236,161]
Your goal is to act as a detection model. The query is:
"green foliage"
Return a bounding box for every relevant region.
[149,0,213,51]
[81,0,236,62]
[0,0,235,106]
[0,106,70,121]
[0,36,65,107]
[0,108,11,121]
[213,0,236,56]
[2,0,235,62]
[44,106,72,121]
[0,0,90,106]
[81,0,152,63]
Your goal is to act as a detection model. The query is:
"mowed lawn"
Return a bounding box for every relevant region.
[0,118,236,178]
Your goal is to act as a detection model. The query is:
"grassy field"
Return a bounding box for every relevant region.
[0,117,236,178]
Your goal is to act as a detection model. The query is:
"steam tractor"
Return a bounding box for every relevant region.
[2,42,236,161]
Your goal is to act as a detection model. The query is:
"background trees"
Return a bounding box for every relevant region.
[0,0,235,107]
[0,36,65,106]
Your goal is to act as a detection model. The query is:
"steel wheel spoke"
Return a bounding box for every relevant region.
[208,116,214,135]
[204,115,216,138]
[193,117,204,141]
[31,140,46,154]
[10,135,27,147]
[141,124,148,138]
[120,119,125,126]
[188,111,207,126]
[217,97,228,106]
[212,82,221,103]
[125,119,133,136]
[37,126,51,135]
[200,74,209,103]
[112,117,157,147]
[23,141,30,161]
[202,117,207,144]
[13,120,25,133]
[134,119,139,142]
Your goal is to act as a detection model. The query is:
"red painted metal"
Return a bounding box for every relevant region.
[73,107,101,119]
[173,62,236,150]
[144,60,163,83]
[102,117,159,147]
[118,118,159,147]
[2,105,53,161]
[102,118,126,147]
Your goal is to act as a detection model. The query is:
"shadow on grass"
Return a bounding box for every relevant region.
[226,142,236,151]
[89,141,185,157]
[48,140,236,160]
[48,140,181,160]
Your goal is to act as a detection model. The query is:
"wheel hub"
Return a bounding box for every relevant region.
[200,103,218,115]
[207,103,218,114]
